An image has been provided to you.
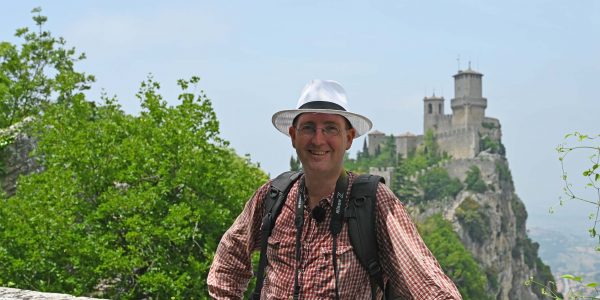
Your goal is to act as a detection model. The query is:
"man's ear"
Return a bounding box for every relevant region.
[345,128,356,150]
[288,126,297,149]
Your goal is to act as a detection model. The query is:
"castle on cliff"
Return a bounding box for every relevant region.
[367,66,502,161]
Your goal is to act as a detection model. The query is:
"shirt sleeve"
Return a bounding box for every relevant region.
[207,182,270,299]
[375,183,463,300]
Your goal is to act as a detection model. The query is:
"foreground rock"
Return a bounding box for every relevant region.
[0,287,102,300]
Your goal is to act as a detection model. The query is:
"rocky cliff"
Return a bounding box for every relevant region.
[0,118,38,196]
[409,151,553,299]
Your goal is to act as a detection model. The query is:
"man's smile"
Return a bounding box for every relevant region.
[308,149,329,156]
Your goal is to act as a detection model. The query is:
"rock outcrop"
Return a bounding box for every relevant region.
[0,117,39,196]
[410,151,550,299]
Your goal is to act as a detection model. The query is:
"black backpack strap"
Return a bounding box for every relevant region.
[251,171,302,300]
[346,174,385,299]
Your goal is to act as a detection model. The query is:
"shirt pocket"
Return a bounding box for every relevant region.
[319,244,355,273]
[266,237,295,269]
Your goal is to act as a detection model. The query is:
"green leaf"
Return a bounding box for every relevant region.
[585,282,599,288]
[560,274,583,282]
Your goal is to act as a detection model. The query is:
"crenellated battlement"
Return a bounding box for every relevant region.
[435,126,479,140]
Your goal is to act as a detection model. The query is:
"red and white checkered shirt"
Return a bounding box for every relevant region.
[207,172,462,299]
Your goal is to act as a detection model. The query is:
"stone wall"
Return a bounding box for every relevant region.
[436,127,480,159]
[369,166,394,186]
[395,134,421,158]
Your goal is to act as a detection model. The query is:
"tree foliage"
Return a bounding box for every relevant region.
[455,197,490,244]
[417,167,462,202]
[464,166,487,193]
[0,7,94,128]
[418,214,491,300]
[289,155,301,171]
[0,76,267,298]
[0,11,267,298]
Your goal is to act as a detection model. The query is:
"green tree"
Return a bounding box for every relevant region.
[418,214,491,300]
[422,129,442,165]
[290,155,301,171]
[0,76,267,298]
[361,138,369,159]
[0,7,94,128]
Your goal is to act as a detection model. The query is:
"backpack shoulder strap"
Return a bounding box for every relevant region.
[346,173,385,299]
[251,170,302,300]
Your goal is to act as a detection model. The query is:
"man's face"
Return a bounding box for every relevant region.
[289,113,356,178]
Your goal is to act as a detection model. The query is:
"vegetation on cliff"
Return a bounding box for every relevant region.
[418,214,491,300]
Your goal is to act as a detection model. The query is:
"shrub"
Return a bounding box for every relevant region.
[455,197,491,243]
[465,166,487,193]
[418,167,462,202]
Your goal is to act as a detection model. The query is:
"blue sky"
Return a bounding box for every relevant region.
[2,1,599,244]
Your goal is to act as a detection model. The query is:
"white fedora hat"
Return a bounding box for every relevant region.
[272,80,372,138]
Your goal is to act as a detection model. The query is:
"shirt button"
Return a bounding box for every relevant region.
[288,296,293,300]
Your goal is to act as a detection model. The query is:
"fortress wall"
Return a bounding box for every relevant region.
[444,155,499,182]
[466,106,486,127]
[369,166,394,186]
[483,117,500,127]
[436,127,480,159]
[424,114,453,133]
[451,107,467,127]
[435,115,453,131]
[395,135,420,158]
[482,117,502,140]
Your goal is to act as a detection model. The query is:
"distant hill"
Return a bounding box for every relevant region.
[529,226,600,294]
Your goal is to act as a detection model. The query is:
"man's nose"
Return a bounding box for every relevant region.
[311,128,327,144]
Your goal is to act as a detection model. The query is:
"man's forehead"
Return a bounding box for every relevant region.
[295,112,346,123]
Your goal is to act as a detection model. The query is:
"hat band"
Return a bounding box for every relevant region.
[298,101,346,111]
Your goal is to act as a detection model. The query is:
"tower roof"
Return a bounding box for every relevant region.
[423,93,444,100]
[453,67,483,77]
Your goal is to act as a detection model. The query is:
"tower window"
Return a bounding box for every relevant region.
[428,103,432,114]
[439,103,442,113]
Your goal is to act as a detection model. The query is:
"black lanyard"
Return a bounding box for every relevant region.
[293,173,348,300]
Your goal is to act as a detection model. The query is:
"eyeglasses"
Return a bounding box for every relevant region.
[296,124,342,137]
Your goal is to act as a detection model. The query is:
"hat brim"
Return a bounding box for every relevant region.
[272,109,373,138]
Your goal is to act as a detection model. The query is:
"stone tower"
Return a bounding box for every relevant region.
[451,66,487,128]
[423,94,444,132]
[367,130,386,156]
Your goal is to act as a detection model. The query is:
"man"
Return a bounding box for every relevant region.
[207,80,461,299]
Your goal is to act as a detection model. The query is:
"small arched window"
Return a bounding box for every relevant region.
[428,103,432,114]
[439,103,442,113]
